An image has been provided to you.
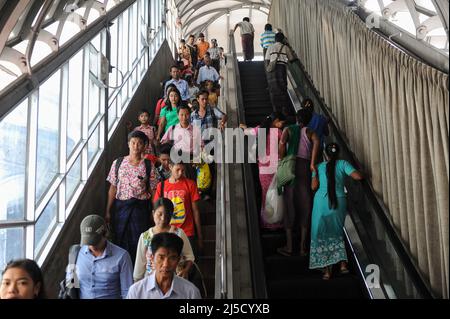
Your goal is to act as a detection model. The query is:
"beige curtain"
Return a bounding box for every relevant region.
[269,0,449,298]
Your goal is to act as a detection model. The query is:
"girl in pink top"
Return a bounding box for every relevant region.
[134,109,156,155]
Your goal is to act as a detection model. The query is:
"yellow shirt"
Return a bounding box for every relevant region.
[208,92,218,106]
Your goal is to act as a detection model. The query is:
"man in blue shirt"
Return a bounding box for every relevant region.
[260,24,276,58]
[72,215,133,299]
[164,65,190,102]
[126,232,201,299]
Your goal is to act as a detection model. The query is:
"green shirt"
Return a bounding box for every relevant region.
[160,106,179,132]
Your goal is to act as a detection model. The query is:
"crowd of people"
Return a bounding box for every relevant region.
[1,20,363,299]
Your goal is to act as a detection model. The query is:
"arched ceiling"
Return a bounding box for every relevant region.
[354,0,449,54]
[173,0,271,36]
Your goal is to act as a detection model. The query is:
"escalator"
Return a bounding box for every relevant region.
[238,61,367,299]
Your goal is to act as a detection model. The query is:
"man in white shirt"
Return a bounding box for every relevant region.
[126,232,201,299]
[197,55,220,85]
[232,17,255,61]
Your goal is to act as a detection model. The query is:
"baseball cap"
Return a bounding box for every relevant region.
[80,215,106,246]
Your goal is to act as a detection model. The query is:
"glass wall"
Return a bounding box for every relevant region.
[0,0,166,270]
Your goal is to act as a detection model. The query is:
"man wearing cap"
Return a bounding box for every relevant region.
[126,232,201,299]
[196,33,210,61]
[72,215,133,299]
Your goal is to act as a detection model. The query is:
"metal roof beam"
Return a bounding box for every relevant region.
[0,0,32,56]
[179,0,266,18]
[187,6,268,36]
[432,0,449,39]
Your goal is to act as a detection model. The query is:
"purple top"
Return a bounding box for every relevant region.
[297,127,312,160]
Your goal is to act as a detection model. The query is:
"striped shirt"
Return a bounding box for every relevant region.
[260,31,276,49]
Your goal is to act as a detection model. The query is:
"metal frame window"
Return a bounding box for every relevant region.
[0,0,166,270]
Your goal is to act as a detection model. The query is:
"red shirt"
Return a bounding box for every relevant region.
[153,177,200,237]
[144,154,159,165]
[154,99,166,126]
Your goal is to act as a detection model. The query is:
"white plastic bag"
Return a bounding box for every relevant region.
[264,175,284,224]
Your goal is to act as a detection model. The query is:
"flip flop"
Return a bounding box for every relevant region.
[322,272,331,280]
[340,267,350,275]
[277,247,293,257]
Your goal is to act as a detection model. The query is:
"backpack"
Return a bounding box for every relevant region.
[115,157,152,191]
[58,244,81,299]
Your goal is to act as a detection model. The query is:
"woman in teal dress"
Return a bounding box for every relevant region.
[309,143,363,279]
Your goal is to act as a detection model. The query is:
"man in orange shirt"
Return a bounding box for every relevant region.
[196,33,210,61]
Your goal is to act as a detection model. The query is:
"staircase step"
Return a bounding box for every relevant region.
[200,212,216,226]
[264,255,316,279]
[203,225,216,241]
[203,275,216,299]
[202,239,216,257]
[197,255,215,276]
[267,275,365,299]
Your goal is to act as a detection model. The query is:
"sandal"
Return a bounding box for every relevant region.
[340,267,350,275]
[322,272,331,280]
[322,267,332,280]
[277,247,293,257]
[340,262,350,274]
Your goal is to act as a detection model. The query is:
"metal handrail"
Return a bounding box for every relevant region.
[228,33,268,299]
[220,125,227,299]
[216,54,228,299]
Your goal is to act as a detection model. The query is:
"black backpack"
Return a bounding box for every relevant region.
[58,244,81,299]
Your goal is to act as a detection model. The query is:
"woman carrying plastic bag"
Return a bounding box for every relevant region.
[264,175,285,224]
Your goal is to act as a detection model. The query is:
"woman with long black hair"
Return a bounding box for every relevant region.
[309,143,363,280]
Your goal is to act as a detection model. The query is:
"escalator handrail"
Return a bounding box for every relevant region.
[287,60,435,299]
[229,34,268,299]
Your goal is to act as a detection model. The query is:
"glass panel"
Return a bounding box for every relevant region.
[108,100,117,131]
[364,0,382,13]
[122,12,129,74]
[130,3,138,66]
[87,8,100,25]
[88,126,100,165]
[66,155,81,205]
[89,43,99,78]
[36,71,61,204]
[0,228,24,271]
[67,51,83,158]
[0,99,27,221]
[30,41,52,67]
[60,21,81,46]
[390,12,416,34]
[415,0,437,13]
[35,193,57,252]
[0,67,18,92]
[88,77,100,125]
